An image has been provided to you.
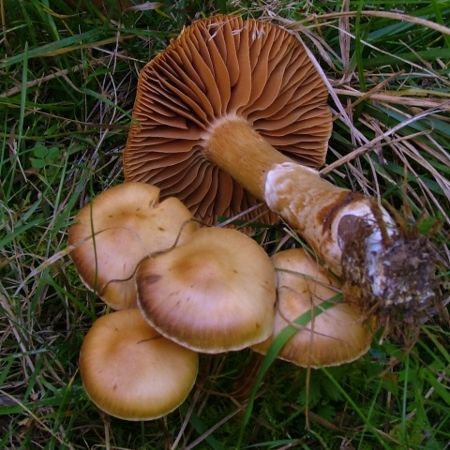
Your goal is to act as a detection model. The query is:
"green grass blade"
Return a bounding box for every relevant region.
[0,29,108,69]
[237,295,342,447]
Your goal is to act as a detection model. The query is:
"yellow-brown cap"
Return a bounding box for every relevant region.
[68,182,198,309]
[253,249,375,367]
[124,15,331,224]
[136,227,276,353]
[79,309,199,421]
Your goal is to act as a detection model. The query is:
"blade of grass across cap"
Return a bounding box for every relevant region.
[237,294,342,447]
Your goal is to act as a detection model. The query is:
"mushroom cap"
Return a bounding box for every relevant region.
[136,227,276,353]
[252,249,375,367]
[79,309,198,421]
[68,182,198,309]
[124,15,332,224]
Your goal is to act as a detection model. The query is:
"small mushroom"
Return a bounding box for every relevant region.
[136,227,276,353]
[79,309,199,421]
[68,182,198,309]
[252,249,375,367]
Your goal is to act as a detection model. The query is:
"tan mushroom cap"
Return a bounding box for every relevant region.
[79,309,199,421]
[252,249,375,367]
[136,227,276,353]
[68,182,198,309]
[124,15,331,224]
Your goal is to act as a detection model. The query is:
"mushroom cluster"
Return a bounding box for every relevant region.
[69,182,202,419]
[69,182,375,421]
[69,182,279,420]
[69,11,442,425]
[124,14,439,326]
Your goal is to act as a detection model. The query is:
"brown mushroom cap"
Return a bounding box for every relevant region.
[79,309,199,420]
[68,182,198,309]
[136,227,276,353]
[124,15,331,224]
[252,249,375,367]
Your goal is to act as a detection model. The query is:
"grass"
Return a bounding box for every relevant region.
[1,0,449,448]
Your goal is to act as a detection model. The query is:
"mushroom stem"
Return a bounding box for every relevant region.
[205,117,438,314]
[205,118,379,274]
[205,117,291,199]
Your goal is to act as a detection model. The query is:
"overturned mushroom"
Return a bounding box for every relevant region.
[124,15,439,320]
[79,309,199,420]
[136,227,276,353]
[68,182,198,309]
[124,15,331,225]
[253,249,375,367]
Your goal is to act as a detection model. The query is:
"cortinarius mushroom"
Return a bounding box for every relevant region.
[79,309,199,420]
[253,249,375,367]
[124,15,331,224]
[68,182,198,309]
[136,227,276,353]
[125,16,439,319]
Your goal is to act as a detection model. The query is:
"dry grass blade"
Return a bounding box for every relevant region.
[338,0,351,81]
[334,88,450,109]
[299,10,450,36]
[321,105,449,174]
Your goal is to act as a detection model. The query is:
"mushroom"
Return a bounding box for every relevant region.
[252,249,375,367]
[124,15,438,317]
[124,15,331,225]
[79,309,199,420]
[136,227,276,353]
[68,182,198,309]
